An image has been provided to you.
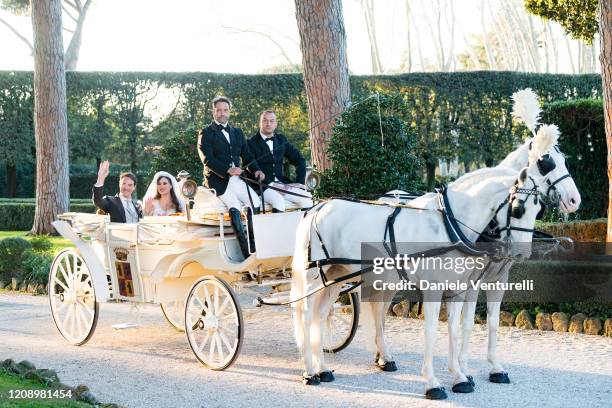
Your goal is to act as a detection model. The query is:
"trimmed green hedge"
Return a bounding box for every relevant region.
[541,99,607,220]
[0,71,604,200]
[0,201,96,231]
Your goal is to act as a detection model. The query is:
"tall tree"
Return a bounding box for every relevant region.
[30,0,69,234]
[295,0,351,171]
[0,0,93,70]
[526,0,612,242]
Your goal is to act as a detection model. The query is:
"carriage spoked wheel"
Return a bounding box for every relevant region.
[185,276,243,370]
[48,248,99,346]
[323,291,360,353]
[160,300,185,332]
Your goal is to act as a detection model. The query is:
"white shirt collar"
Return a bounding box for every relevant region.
[119,193,132,202]
[214,120,229,127]
[261,131,274,141]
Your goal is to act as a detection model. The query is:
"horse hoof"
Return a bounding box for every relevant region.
[376,360,397,372]
[466,375,475,387]
[489,371,510,384]
[452,381,474,393]
[318,371,335,382]
[425,387,447,400]
[302,374,320,385]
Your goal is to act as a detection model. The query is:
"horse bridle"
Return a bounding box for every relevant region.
[493,176,542,239]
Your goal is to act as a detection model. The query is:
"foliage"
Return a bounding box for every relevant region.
[525,0,599,44]
[151,123,204,185]
[0,237,31,280]
[29,234,52,253]
[22,250,53,285]
[540,99,607,220]
[0,201,95,231]
[317,95,423,198]
[0,71,605,207]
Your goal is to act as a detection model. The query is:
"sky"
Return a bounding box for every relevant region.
[0,0,599,74]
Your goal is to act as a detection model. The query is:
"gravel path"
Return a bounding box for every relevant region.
[1,291,611,408]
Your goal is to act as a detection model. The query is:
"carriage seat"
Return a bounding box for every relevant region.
[192,186,303,217]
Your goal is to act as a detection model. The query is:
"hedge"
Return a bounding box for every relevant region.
[0,201,95,231]
[0,70,603,199]
[540,99,607,220]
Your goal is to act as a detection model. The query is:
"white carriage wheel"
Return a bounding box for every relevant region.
[160,300,185,332]
[323,291,360,353]
[48,248,99,346]
[185,276,243,370]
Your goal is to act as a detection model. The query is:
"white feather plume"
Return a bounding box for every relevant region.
[529,124,560,163]
[511,88,541,134]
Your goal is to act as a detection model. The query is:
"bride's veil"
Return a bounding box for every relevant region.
[143,171,185,211]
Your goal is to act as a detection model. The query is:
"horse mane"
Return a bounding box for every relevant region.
[450,166,517,193]
[497,138,531,169]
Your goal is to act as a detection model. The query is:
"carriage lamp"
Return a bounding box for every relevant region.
[305,167,321,191]
[177,170,198,221]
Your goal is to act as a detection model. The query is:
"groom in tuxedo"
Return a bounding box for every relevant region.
[197,96,265,259]
[92,160,143,223]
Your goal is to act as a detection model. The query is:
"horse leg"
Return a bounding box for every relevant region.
[371,300,397,371]
[301,293,319,385]
[447,301,474,393]
[486,292,510,384]
[313,284,341,382]
[421,300,447,400]
[458,299,477,386]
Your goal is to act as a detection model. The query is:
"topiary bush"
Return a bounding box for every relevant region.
[317,95,423,198]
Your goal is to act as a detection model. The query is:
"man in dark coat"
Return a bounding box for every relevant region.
[92,160,143,223]
[247,110,312,212]
[197,96,265,258]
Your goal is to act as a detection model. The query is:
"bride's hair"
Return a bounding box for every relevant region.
[155,175,181,211]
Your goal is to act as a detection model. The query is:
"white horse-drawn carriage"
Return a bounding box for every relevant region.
[49,173,359,370]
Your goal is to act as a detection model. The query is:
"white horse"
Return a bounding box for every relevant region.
[291,135,557,398]
[457,89,581,385]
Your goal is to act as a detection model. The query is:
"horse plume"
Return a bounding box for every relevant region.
[511,88,541,136]
[529,124,560,163]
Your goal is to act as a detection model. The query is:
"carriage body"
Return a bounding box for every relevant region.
[48,186,358,369]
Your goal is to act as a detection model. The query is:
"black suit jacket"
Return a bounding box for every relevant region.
[247,131,306,187]
[197,122,261,195]
[92,185,143,223]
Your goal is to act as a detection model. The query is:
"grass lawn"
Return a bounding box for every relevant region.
[0,371,91,407]
[0,231,73,254]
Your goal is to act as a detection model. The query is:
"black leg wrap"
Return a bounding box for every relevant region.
[318,371,335,382]
[452,381,474,393]
[425,387,447,400]
[229,208,250,259]
[302,374,320,385]
[466,375,475,387]
[489,371,510,384]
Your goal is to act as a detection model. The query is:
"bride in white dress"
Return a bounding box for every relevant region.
[143,171,185,216]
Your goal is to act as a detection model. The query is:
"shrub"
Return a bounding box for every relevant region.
[0,201,96,231]
[0,237,32,280]
[317,94,423,198]
[22,250,53,285]
[29,235,53,253]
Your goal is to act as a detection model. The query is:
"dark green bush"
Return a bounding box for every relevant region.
[541,99,607,220]
[317,95,423,198]
[22,250,53,285]
[151,123,204,186]
[0,237,32,280]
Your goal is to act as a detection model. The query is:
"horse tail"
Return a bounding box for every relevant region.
[291,209,317,352]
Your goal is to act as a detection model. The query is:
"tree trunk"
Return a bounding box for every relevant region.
[64,0,92,71]
[6,163,17,198]
[30,0,69,234]
[601,0,612,242]
[295,0,351,171]
[426,162,436,192]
